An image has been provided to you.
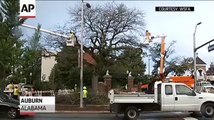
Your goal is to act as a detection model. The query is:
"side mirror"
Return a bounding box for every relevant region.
[186,90,196,96]
[192,91,196,96]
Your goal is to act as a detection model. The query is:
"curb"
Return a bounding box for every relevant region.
[54,111,111,114]
[56,104,109,107]
[55,105,109,113]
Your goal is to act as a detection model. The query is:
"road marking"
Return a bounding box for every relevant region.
[183,117,198,120]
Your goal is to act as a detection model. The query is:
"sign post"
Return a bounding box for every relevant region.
[208,44,214,52]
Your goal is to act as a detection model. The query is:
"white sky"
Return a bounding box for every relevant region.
[22,1,214,73]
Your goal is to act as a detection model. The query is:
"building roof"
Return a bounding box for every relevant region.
[196,56,206,64]
[206,63,214,75]
[42,50,57,57]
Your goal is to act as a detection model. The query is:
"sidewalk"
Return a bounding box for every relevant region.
[55,104,110,113]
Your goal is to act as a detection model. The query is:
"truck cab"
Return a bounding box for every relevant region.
[156,82,199,111]
[109,82,214,120]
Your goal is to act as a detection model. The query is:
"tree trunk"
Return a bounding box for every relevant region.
[92,74,99,93]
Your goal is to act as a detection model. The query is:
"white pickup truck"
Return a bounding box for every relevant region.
[108,81,214,120]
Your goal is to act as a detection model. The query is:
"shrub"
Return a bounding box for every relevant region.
[56,92,109,105]
[87,93,109,105]
[0,79,7,92]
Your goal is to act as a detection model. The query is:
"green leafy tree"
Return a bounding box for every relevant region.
[21,25,42,88]
[110,47,146,87]
[149,41,193,77]
[49,64,59,92]
[0,0,25,83]
[49,46,93,90]
[168,57,193,76]
[147,41,194,93]
[149,41,176,76]
[50,44,146,90]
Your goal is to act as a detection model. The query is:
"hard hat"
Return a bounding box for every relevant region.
[83,86,86,89]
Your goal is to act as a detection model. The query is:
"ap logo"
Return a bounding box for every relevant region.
[19,0,36,18]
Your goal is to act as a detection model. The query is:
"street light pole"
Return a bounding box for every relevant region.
[30,72,32,85]
[193,22,202,90]
[147,55,151,75]
[80,0,91,108]
[80,0,84,108]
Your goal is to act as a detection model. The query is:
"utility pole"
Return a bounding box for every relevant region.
[144,30,166,81]
[193,22,202,90]
[147,55,151,75]
[80,0,91,108]
[80,0,84,108]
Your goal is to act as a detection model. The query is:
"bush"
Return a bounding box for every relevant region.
[87,93,109,105]
[0,79,8,92]
[56,92,109,105]
[56,92,80,105]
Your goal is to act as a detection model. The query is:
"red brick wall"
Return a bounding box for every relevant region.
[128,79,134,91]
[98,82,107,94]
[105,79,111,92]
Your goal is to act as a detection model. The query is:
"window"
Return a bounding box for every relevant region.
[176,85,192,95]
[165,85,173,95]
[0,95,7,102]
[202,82,211,86]
[196,83,199,86]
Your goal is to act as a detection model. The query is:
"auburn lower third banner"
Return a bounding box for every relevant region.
[19,96,55,113]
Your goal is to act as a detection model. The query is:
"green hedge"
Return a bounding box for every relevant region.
[0,79,8,92]
[56,92,109,105]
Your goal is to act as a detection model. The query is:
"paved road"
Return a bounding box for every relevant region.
[0,112,213,120]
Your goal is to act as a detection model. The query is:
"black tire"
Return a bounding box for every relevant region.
[124,106,139,120]
[201,103,214,118]
[7,108,18,119]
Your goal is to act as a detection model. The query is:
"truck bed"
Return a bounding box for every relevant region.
[109,90,155,104]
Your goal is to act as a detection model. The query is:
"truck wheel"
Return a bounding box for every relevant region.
[8,108,18,119]
[201,103,214,118]
[124,106,139,120]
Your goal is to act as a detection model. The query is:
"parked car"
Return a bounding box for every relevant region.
[0,93,20,119]
[197,81,212,86]
[196,81,214,93]
[201,86,214,93]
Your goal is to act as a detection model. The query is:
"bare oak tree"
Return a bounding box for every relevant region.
[46,3,146,92]
[71,3,145,92]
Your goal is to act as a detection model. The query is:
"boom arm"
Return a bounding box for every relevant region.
[146,31,166,81]
[21,24,69,38]
[21,24,75,46]
[160,36,166,81]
